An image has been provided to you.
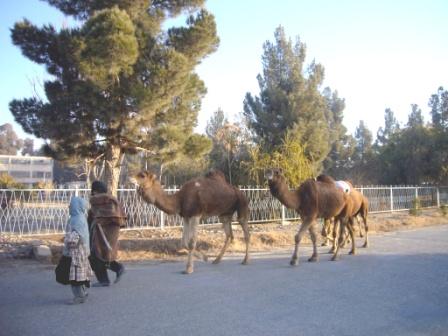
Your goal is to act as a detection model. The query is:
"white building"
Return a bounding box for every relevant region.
[0,155,53,186]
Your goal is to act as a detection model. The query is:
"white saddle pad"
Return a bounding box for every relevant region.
[335,181,351,193]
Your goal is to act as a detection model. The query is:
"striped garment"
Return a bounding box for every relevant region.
[65,231,93,282]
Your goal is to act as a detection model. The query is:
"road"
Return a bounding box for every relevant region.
[1,225,448,336]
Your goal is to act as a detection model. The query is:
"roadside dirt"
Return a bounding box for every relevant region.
[1,208,447,265]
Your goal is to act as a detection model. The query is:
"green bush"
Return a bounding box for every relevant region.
[440,204,448,217]
[0,173,24,189]
[409,197,421,216]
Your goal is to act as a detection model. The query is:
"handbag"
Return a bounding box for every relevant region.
[55,255,72,285]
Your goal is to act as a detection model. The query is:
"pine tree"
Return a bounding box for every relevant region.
[243,26,333,171]
[9,0,218,195]
[429,86,448,130]
[376,108,400,147]
[322,88,355,178]
[351,120,374,184]
[407,104,424,128]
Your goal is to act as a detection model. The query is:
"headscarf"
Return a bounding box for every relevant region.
[64,196,90,255]
[91,180,108,194]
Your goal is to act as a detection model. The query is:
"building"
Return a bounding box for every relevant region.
[0,155,53,186]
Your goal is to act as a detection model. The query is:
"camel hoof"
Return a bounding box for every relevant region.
[321,242,329,247]
[362,243,369,248]
[182,268,194,274]
[331,256,339,261]
[290,259,298,266]
[241,258,249,265]
[212,258,221,265]
[308,255,318,262]
[349,250,356,255]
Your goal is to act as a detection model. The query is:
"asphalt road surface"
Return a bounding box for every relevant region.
[1,225,448,336]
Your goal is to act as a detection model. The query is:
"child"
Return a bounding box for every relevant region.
[63,196,93,304]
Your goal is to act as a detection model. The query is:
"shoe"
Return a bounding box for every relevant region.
[92,282,110,287]
[114,267,125,284]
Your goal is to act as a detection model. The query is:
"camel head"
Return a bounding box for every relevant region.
[131,171,160,203]
[264,168,285,183]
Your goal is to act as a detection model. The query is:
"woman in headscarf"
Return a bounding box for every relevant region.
[88,181,126,287]
[63,196,93,304]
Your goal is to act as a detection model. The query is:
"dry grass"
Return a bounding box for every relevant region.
[1,208,448,264]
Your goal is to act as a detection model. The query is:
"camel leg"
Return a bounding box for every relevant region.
[362,215,369,248]
[357,216,364,238]
[290,219,312,266]
[212,216,234,265]
[321,218,331,246]
[240,217,250,265]
[331,217,347,261]
[347,218,356,255]
[183,216,199,274]
[308,221,319,262]
[329,219,338,254]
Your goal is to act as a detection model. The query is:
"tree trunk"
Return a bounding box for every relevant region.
[104,144,122,197]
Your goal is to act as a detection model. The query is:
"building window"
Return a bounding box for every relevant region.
[11,159,31,165]
[44,172,52,179]
[32,159,52,165]
[10,171,31,178]
[32,171,45,178]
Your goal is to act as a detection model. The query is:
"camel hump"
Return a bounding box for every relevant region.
[205,169,226,181]
[316,174,335,184]
[335,180,351,194]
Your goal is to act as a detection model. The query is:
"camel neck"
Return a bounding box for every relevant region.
[269,180,300,210]
[153,188,180,215]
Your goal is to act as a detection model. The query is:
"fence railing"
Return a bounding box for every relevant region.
[1,186,447,235]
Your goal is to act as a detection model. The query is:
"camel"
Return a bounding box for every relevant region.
[132,170,250,274]
[265,169,351,265]
[317,177,369,258]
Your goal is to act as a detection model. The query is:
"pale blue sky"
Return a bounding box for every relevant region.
[1,0,447,147]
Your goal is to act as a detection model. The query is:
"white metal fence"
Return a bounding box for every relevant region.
[0,186,447,235]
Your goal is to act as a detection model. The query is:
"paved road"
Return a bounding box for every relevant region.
[1,225,448,336]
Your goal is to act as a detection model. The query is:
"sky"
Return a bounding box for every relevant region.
[1,0,448,148]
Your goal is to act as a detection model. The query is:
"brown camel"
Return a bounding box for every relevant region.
[318,178,369,259]
[265,169,351,265]
[132,170,250,274]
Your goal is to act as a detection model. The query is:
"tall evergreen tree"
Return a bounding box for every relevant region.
[428,87,448,183]
[376,108,400,147]
[407,104,424,128]
[351,120,374,184]
[9,0,218,195]
[429,86,448,130]
[354,121,373,163]
[243,26,333,171]
[322,88,355,178]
